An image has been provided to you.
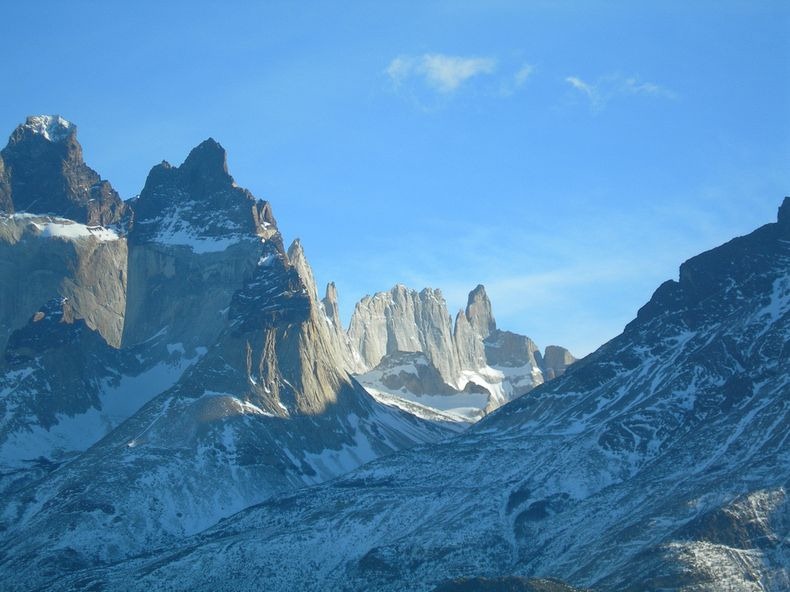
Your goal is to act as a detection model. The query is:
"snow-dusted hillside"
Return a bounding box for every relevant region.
[36,198,789,592]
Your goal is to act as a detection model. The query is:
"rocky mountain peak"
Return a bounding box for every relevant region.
[778,195,789,231]
[322,282,341,324]
[287,238,320,303]
[130,138,272,247]
[324,281,339,306]
[465,284,496,339]
[0,115,126,225]
[178,138,232,193]
[541,345,576,380]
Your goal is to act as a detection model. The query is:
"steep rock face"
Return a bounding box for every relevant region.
[0,156,11,213]
[453,308,486,370]
[72,201,789,592]
[0,116,127,226]
[348,285,461,385]
[0,213,128,351]
[466,283,496,339]
[322,282,365,373]
[122,139,276,349]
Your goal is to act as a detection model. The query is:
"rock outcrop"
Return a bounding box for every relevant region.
[541,345,576,380]
[465,283,496,339]
[0,214,128,352]
[321,281,365,372]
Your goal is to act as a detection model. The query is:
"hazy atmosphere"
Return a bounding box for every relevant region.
[2,0,787,355]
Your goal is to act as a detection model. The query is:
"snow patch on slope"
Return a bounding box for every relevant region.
[1,213,120,241]
[22,115,74,142]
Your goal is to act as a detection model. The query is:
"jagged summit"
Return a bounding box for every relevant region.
[178,138,233,192]
[0,115,126,225]
[323,282,341,326]
[349,282,575,419]
[465,283,496,338]
[20,115,75,143]
[130,138,274,249]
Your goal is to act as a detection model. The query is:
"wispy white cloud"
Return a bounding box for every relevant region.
[565,74,677,111]
[565,76,596,98]
[620,77,678,99]
[386,53,497,93]
[514,63,535,87]
[496,63,536,97]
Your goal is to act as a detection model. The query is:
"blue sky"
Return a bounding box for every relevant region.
[2,1,788,356]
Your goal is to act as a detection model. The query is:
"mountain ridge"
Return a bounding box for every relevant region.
[37,196,788,592]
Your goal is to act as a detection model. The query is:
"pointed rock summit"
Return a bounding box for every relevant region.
[778,195,789,231]
[287,238,320,303]
[466,284,496,338]
[130,137,274,247]
[323,282,342,329]
[321,281,364,373]
[178,137,232,187]
[0,115,127,226]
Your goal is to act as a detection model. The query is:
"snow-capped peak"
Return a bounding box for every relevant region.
[22,115,75,142]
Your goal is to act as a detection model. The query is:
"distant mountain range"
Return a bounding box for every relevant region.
[0,115,787,592]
